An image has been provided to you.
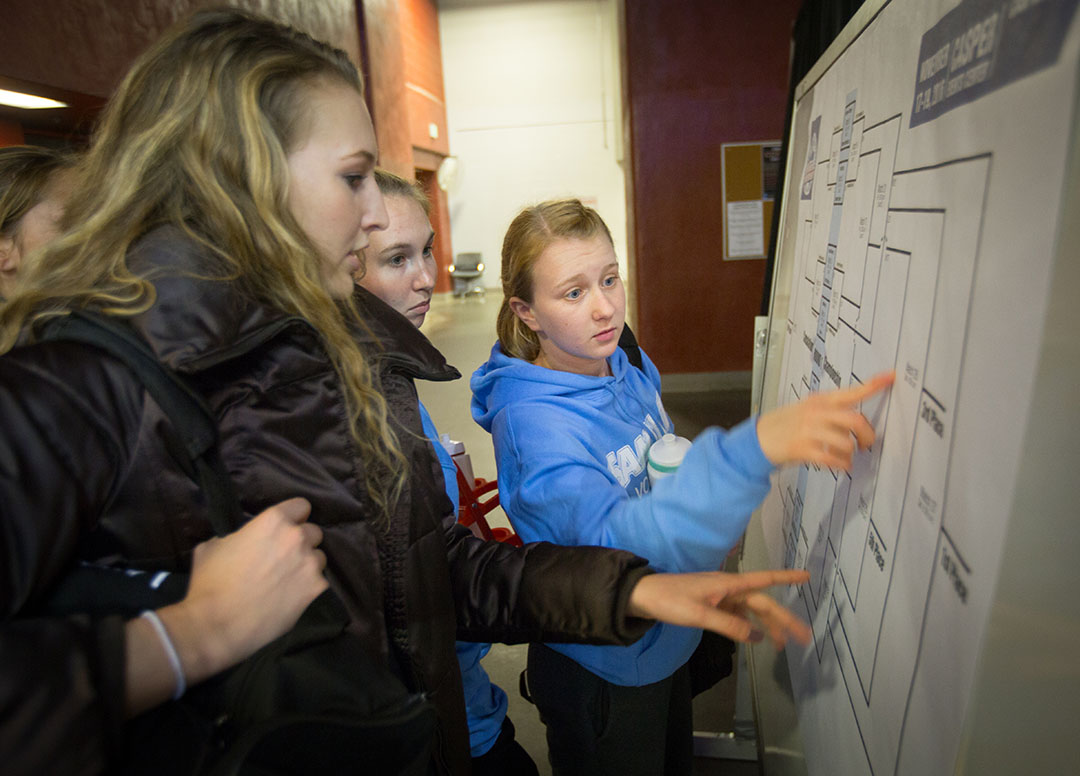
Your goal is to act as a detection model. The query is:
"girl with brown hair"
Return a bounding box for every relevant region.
[473,197,892,775]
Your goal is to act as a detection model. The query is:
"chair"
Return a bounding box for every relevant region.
[449,252,485,297]
[453,460,522,547]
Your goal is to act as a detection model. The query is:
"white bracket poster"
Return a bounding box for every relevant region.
[754,0,1080,774]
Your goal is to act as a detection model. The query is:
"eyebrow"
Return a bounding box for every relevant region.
[555,262,619,290]
[342,150,377,166]
[380,231,435,256]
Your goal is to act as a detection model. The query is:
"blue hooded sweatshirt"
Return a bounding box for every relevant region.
[471,342,774,686]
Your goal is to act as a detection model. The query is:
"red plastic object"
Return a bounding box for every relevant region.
[453,461,522,547]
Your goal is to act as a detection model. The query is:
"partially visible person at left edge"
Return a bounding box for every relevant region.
[0,145,76,299]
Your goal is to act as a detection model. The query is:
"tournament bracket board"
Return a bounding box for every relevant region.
[749,0,1080,774]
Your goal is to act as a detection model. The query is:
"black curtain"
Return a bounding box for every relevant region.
[760,0,867,315]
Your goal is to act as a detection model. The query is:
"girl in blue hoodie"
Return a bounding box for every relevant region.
[471,198,893,775]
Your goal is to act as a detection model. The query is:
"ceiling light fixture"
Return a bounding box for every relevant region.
[0,88,68,110]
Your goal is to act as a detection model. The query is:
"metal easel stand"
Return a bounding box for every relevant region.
[692,642,760,761]
[692,315,773,762]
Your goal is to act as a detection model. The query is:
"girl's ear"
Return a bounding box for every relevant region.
[508,296,541,332]
[0,235,17,272]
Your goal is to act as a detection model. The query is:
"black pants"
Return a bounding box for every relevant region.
[525,644,693,776]
[471,716,539,776]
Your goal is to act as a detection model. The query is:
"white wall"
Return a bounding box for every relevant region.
[438,0,627,292]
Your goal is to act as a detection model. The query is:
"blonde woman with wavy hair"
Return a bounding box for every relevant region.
[1,10,820,775]
[0,9,406,517]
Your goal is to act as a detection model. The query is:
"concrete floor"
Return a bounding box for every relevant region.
[417,292,763,776]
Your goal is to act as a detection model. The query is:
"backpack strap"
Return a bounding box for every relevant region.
[618,324,644,372]
[39,311,241,537]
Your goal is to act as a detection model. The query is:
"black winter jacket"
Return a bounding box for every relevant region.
[0,227,654,775]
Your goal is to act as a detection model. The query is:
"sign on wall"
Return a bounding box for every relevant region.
[721,141,782,259]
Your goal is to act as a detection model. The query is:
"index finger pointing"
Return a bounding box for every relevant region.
[725,569,810,591]
[835,371,895,406]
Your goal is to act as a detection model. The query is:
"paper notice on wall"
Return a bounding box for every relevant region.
[726,199,764,258]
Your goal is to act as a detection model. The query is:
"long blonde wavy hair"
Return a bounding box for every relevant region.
[0,8,407,520]
[497,198,614,361]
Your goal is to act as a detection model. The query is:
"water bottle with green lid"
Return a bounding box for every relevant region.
[646,432,692,482]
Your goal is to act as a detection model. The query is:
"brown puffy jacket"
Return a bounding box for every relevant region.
[0,226,654,775]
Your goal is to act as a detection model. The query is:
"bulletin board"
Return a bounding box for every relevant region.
[721,141,782,260]
[742,0,1080,774]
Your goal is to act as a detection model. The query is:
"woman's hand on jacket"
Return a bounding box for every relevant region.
[125,498,328,714]
[626,568,812,649]
[756,370,895,471]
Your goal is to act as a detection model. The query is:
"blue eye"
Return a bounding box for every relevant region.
[566,289,582,300]
[389,254,406,267]
[603,274,618,287]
